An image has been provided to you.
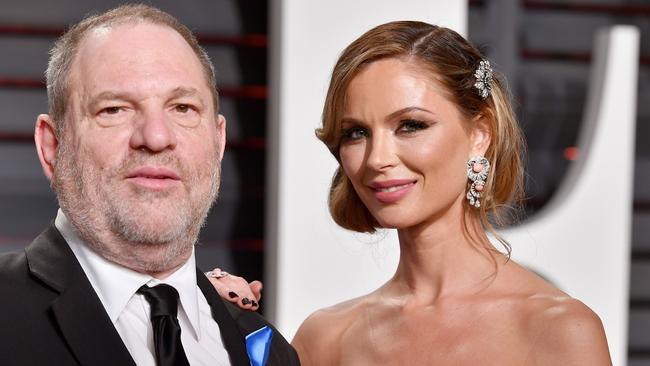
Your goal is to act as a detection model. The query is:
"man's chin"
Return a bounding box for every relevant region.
[106,206,193,242]
[115,220,192,245]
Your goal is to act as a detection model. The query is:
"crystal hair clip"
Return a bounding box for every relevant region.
[474,59,493,99]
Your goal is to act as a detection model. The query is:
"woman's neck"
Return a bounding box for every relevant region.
[390,205,503,305]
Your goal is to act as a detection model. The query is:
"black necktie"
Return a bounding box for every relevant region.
[138,284,190,366]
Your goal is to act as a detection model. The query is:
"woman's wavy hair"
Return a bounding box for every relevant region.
[316,21,525,254]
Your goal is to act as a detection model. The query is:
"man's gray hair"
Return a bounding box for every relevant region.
[46,4,218,137]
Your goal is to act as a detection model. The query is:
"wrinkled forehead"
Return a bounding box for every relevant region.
[74,22,201,74]
[66,22,212,106]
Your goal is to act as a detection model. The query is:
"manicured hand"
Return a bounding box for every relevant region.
[205,268,262,311]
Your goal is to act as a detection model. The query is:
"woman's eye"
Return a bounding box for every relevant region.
[398,119,429,133]
[342,127,368,141]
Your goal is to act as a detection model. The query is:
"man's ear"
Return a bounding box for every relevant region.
[470,114,491,157]
[216,114,227,160]
[34,114,59,181]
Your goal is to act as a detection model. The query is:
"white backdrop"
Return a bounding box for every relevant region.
[265,2,633,365]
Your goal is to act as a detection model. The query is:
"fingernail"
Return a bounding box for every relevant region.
[242,298,251,305]
[251,300,258,307]
[228,291,238,299]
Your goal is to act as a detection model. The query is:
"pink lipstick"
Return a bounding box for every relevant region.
[369,179,416,204]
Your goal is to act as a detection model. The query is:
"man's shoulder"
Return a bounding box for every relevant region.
[0,226,67,299]
[0,249,28,279]
[223,301,288,339]
[0,246,53,301]
[223,302,301,365]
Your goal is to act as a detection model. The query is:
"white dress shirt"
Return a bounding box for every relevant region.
[55,209,232,366]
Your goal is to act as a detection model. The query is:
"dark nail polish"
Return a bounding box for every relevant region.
[242,298,251,305]
[251,300,258,307]
[228,291,238,299]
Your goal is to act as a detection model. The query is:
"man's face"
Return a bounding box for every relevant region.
[52,22,225,272]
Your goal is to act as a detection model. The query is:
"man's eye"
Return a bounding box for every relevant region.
[175,104,192,113]
[398,119,429,133]
[101,106,122,115]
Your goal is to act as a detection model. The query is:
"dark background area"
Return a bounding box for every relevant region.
[468,1,650,364]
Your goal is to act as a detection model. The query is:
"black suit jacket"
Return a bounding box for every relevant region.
[0,224,300,366]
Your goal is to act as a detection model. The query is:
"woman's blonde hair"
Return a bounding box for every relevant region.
[316,21,525,252]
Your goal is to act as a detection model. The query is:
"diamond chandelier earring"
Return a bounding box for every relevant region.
[466,156,490,208]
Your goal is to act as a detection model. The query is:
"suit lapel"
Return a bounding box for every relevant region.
[197,270,251,366]
[26,225,136,366]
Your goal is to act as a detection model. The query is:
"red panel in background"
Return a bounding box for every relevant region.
[0,24,268,48]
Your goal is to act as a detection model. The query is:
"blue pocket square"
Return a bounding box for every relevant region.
[245,326,273,366]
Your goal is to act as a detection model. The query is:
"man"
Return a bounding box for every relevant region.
[0,4,299,366]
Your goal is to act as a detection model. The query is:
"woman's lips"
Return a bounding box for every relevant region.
[370,180,416,204]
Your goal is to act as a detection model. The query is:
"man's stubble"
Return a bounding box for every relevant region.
[52,132,221,273]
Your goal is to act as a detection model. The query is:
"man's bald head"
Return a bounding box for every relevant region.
[46,4,218,137]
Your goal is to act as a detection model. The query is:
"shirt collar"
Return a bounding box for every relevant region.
[55,209,203,339]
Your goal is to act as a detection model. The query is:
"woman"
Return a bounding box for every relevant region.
[211,21,612,365]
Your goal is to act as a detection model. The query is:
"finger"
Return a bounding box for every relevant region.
[204,270,259,311]
[249,280,263,301]
[227,290,240,302]
[222,275,257,302]
[239,297,260,310]
[211,275,256,304]
[206,276,239,303]
[205,267,229,279]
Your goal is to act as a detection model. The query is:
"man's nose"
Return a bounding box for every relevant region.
[129,109,178,152]
[366,132,397,171]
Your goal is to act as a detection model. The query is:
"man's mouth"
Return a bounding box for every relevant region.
[125,167,181,190]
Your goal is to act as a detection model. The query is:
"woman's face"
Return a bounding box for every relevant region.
[339,58,488,229]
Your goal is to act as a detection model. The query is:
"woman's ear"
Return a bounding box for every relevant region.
[34,114,59,181]
[470,114,491,157]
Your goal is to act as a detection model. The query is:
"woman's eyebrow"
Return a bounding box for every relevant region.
[387,106,434,119]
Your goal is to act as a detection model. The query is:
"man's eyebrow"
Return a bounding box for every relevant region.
[90,91,131,102]
[87,88,205,109]
[169,87,201,99]
[87,91,133,111]
[169,87,207,108]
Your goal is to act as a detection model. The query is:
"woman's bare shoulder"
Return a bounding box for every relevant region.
[522,295,611,364]
[291,294,373,366]
[496,261,611,364]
